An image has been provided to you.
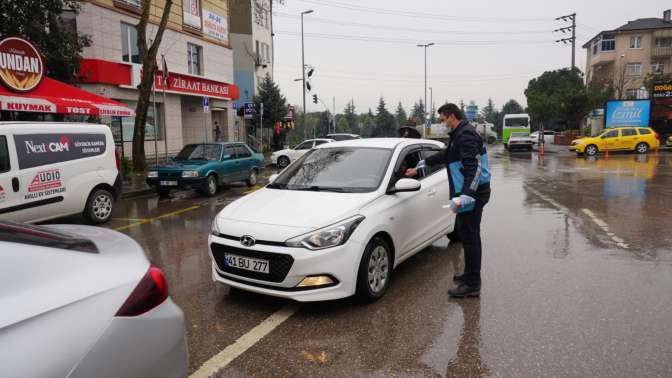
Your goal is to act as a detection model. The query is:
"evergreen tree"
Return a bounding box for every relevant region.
[410,99,426,125]
[343,100,359,135]
[360,108,376,138]
[254,74,288,149]
[481,98,499,124]
[373,97,396,137]
[336,117,350,133]
[395,101,408,127]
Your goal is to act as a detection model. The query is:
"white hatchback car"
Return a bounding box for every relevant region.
[270,138,334,168]
[209,138,456,302]
[0,222,187,378]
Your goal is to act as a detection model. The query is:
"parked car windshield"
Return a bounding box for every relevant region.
[175,144,222,161]
[269,147,393,193]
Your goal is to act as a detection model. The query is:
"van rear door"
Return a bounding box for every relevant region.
[0,134,24,220]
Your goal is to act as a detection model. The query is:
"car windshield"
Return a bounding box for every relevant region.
[511,132,530,138]
[268,147,393,193]
[175,144,222,161]
[505,118,529,127]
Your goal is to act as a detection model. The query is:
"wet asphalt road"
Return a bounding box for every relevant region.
[52,147,672,377]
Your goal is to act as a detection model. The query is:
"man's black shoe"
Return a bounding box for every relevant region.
[453,273,466,283]
[448,284,480,298]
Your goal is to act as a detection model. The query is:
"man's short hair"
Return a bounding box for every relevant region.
[437,103,464,120]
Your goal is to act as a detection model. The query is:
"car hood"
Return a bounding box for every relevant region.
[271,149,292,156]
[218,187,380,230]
[155,160,210,170]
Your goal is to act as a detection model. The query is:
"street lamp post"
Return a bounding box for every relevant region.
[417,42,434,137]
[301,9,314,139]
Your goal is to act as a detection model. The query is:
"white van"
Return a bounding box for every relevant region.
[0,122,121,224]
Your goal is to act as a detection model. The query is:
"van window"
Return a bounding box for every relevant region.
[621,129,637,137]
[0,136,10,173]
[638,128,652,135]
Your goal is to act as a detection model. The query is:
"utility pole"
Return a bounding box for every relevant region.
[301,9,314,140]
[417,42,434,137]
[429,86,433,122]
[555,13,577,69]
[332,96,336,133]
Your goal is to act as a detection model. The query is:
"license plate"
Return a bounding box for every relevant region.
[224,253,269,274]
[160,180,178,186]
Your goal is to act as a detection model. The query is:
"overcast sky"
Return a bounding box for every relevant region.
[270,0,671,115]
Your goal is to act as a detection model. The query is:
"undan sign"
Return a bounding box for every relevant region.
[0,37,44,92]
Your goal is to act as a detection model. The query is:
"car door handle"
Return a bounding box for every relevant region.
[427,189,436,197]
[12,177,19,192]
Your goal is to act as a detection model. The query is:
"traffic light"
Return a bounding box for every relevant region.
[312,94,318,104]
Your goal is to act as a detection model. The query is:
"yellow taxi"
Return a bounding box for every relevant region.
[570,127,660,156]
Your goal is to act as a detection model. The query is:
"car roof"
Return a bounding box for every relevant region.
[0,122,109,130]
[315,137,444,149]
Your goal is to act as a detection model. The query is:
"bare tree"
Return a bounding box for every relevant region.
[132,0,174,171]
[612,62,636,100]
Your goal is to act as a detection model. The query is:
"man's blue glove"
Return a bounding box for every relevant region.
[458,194,476,211]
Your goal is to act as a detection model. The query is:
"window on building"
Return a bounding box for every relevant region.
[255,40,260,59]
[652,62,665,74]
[265,44,270,64]
[601,34,616,51]
[629,36,642,49]
[655,38,672,48]
[121,23,140,64]
[187,43,202,75]
[592,39,599,55]
[625,89,639,99]
[58,10,78,34]
[116,101,163,142]
[626,63,642,77]
[183,0,202,29]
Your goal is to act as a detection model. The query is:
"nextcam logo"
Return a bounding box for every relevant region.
[24,136,70,154]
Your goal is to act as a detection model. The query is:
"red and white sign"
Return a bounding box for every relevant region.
[28,169,62,193]
[0,184,5,203]
[0,37,44,92]
[155,71,239,100]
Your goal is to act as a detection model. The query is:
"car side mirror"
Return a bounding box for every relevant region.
[269,173,279,183]
[388,178,421,194]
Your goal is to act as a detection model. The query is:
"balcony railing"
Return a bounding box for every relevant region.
[652,46,672,57]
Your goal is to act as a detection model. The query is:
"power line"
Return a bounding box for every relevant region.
[295,0,552,23]
[274,11,554,35]
[274,66,542,80]
[275,31,554,46]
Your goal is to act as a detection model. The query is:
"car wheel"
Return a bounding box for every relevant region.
[356,236,392,302]
[246,169,258,187]
[277,156,290,168]
[487,136,496,144]
[200,175,218,197]
[84,188,114,224]
[636,142,649,154]
[585,144,598,156]
[447,217,461,243]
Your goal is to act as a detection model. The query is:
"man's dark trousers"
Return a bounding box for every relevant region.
[458,199,487,288]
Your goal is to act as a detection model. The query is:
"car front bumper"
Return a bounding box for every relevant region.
[146,176,208,191]
[208,234,363,302]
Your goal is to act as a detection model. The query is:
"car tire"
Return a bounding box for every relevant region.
[277,156,290,168]
[246,169,258,187]
[84,188,114,224]
[200,175,218,197]
[636,142,649,154]
[356,236,392,302]
[585,144,598,156]
[487,136,496,144]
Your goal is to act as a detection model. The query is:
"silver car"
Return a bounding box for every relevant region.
[0,222,187,378]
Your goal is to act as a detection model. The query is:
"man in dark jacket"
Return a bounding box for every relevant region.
[406,103,491,297]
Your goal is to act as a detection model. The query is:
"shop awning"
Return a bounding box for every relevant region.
[0,77,135,117]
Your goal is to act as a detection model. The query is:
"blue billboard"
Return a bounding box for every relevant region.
[605,100,651,128]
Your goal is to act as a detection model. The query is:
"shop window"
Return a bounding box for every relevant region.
[626,63,642,77]
[121,23,140,64]
[0,136,10,173]
[187,43,202,75]
[601,34,615,51]
[629,36,642,49]
[114,101,163,142]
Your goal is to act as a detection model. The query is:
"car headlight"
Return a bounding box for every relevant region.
[285,215,365,250]
[147,171,158,178]
[211,217,221,236]
[182,171,199,178]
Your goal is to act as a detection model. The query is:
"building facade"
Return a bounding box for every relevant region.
[73,0,239,158]
[583,10,672,100]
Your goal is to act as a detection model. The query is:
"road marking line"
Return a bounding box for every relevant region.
[189,304,299,378]
[113,205,201,232]
[112,217,148,222]
[581,208,629,249]
[242,184,264,195]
